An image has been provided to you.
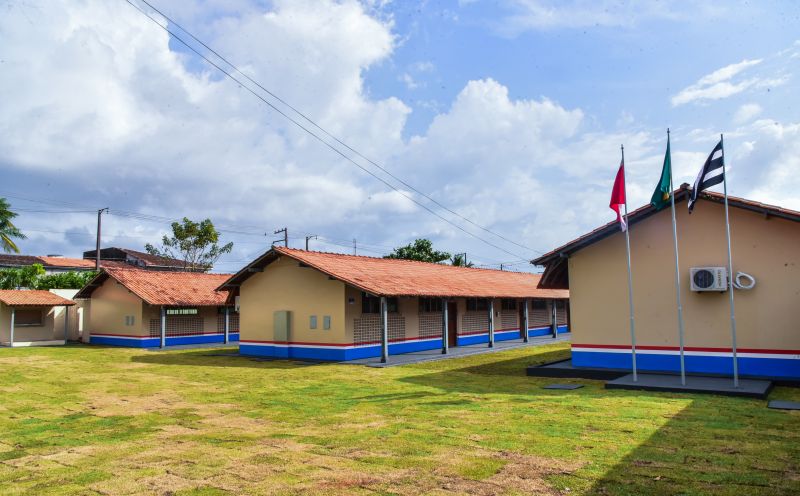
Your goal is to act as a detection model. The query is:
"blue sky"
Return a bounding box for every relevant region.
[1,0,798,271]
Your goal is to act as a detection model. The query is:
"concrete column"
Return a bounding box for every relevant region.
[441,298,448,355]
[64,305,69,345]
[551,300,558,338]
[522,299,529,343]
[160,306,166,348]
[224,306,230,344]
[380,296,389,363]
[9,307,15,347]
[488,299,494,348]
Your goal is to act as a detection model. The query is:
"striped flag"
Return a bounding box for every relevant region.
[689,140,724,213]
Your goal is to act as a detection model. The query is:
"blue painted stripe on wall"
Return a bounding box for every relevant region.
[572,351,800,380]
[90,333,240,348]
[240,326,571,362]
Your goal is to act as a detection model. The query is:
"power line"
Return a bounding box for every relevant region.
[121,0,534,260]
[132,0,538,256]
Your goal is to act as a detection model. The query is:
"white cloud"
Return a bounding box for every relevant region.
[671,58,789,106]
[733,103,763,124]
[2,0,798,272]
[491,0,715,35]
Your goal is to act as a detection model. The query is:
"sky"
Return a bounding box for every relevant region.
[1,0,798,273]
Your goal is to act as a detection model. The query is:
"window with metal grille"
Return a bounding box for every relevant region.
[461,312,488,333]
[418,312,443,338]
[150,316,204,337]
[500,311,517,329]
[353,314,405,345]
[530,299,551,327]
[216,313,240,333]
[556,300,568,325]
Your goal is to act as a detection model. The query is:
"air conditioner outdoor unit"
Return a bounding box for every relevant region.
[690,267,728,292]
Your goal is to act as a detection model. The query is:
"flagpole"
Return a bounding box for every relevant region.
[720,133,740,387]
[621,144,637,382]
[667,129,687,385]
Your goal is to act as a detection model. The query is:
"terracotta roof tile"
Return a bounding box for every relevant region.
[227,247,568,299]
[0,290,75,307]
[81,268,231,306]
[0,254,128,270]
[37,257,98,268]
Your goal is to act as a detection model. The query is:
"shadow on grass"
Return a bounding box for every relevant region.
[130,348,324,369]
[584,393,800,495]
[398,349,573,395]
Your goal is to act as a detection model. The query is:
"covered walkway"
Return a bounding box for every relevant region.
[349,333,570,367]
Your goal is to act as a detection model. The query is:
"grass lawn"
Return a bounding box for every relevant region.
[0,343,798,495]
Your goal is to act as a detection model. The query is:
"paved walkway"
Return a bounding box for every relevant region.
[348,334,571,367]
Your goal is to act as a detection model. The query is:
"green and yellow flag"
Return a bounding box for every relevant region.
[651,134,672,210]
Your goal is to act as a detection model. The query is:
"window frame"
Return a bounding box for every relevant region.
[418,297,443,313]
[361,293,398,314]
[14,308,44,327]
[466,298,489,312]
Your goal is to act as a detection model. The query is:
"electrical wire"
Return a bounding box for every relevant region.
[133,0,538,256]
[121,0,534,261]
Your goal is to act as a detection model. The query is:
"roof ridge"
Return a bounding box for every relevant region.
[276,246,530,275]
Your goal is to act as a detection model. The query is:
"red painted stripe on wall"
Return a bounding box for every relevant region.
[572,343,800,354]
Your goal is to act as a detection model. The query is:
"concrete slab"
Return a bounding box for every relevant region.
[767,400,800,410]
[605,373,772,399]
[526,359,628,380]
[542,384,583,390]
[349,334,570,367]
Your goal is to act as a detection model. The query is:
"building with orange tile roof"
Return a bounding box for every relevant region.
[75,268,237,347]
[0,290,75,347]
[218,247,570,361]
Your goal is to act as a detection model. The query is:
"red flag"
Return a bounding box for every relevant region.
[609,161,627,231]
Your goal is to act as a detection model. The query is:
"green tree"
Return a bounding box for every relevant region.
[0,264,45,289]
[0,198,26,253]
[385,239,450,264]
[35,271,97,290]
[145,217,233,270]
[450,253,474,267]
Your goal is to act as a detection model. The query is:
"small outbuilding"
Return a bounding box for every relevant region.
[218,247,569,361]
[75,268,237,347]
[0,290,76,347]
[532,187,800,380]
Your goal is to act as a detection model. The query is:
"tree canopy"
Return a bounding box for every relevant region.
[0,265,97,290]
[0,198,26,254]
[384,239,451,264]
[145,217,233,270]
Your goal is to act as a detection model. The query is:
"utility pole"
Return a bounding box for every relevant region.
[455,252,467,266]
[95,208,109,270]
[500,264,505,271]
[273,227,288,247]
[305,235,318,250]
[353,239,357,255]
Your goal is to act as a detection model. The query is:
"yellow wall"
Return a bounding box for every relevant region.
[85,278,145,337]
[240,256,346,343]
[568,201,800,349]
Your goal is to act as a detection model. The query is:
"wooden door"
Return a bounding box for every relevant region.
[447,302,458,347]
